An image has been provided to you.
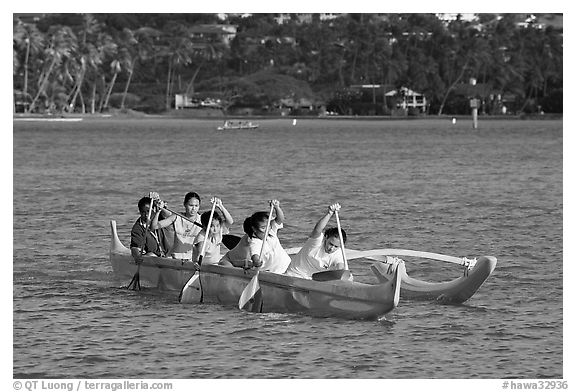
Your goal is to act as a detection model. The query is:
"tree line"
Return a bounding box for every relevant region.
[13,13,563,116]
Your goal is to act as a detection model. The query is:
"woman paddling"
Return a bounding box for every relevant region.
[151,192,202,261]
[192,197,234,265]
[219,199,291,274]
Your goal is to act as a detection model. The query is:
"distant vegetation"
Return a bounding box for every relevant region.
[13,13,563,116]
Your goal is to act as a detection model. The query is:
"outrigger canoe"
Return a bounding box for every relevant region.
[109,221,401,320]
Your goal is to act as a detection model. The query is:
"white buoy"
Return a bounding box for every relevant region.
[292,119,297,126]
[452,118,456,124]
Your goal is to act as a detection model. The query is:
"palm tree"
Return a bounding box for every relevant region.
[119,26,159,110]
[88,30,117,113]
[158,23,194,111]
[489,15,525,106]
[67,14,103,113]
[13,21,45,112]
[435,18,481,115]
[118,28,137,111]
[184,40,225,97]
[100,58,122,111]
[29,25,77,113]
[98,26,137,113]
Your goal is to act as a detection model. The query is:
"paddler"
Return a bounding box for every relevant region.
[191,197,234,265]
[284,203,351,280]
[151,192,203,261]
[219,199,291,273]
[130,195,170,264]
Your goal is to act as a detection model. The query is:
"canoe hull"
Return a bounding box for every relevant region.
[200,264,400,320]
[109,220,400,320]
[109,251,197,292]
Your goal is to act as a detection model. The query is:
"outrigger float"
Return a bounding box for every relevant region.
[306,248,497,304]
[109,220,497,319]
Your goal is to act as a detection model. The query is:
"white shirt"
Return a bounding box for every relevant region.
[249,221,291,273]
[192,225,229,265]
[284,234,345,279]
[171,215,202,260]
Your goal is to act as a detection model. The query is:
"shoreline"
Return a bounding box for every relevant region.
[12,110,563,122]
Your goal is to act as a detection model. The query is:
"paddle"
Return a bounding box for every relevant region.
[222,234,241,250]
[334,209,349,270]
[127,192,154,290]
[238,203,275,311]
[311,269,352,281]
[310,207,350,282]
[164,207,203,228]
[198,198,217,266]
[165,205,240,250]
[178,198,217,304]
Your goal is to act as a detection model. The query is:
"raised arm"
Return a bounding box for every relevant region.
[270,199,284,225]
[311,203,341,238]
[150,199,176,230]
[213,197,234,227]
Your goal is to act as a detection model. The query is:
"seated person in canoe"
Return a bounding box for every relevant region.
[219,199,291,273]
[130,195,171,264]
[284,203,350,280]
[151,191,202,261]
[192,197,234,265]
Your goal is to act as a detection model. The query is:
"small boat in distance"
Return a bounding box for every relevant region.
[217,120,259,131]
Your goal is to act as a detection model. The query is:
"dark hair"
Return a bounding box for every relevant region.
[324,227,347,244]
[200,210,222,228]
[138,196,152,213]
[243,211,269,238]
[184,192,201,205]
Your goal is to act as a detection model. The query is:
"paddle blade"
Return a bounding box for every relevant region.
[127,266,141,290]
[179,272,202,304]
[238,274,262,312]
[222,234,241,250]
[311,269,350,282]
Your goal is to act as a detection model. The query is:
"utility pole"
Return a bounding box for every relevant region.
[469,78,479,129]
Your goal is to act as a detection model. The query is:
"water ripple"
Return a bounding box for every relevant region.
[12,119,563,379]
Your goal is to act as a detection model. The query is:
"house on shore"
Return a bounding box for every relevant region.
[188,24,238,47]
[349,84,428,114]
[385,87,427,113]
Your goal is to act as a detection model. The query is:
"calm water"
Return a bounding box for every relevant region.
[12,118,563,380]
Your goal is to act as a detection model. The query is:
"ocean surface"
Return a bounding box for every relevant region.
[12,118,564,382]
